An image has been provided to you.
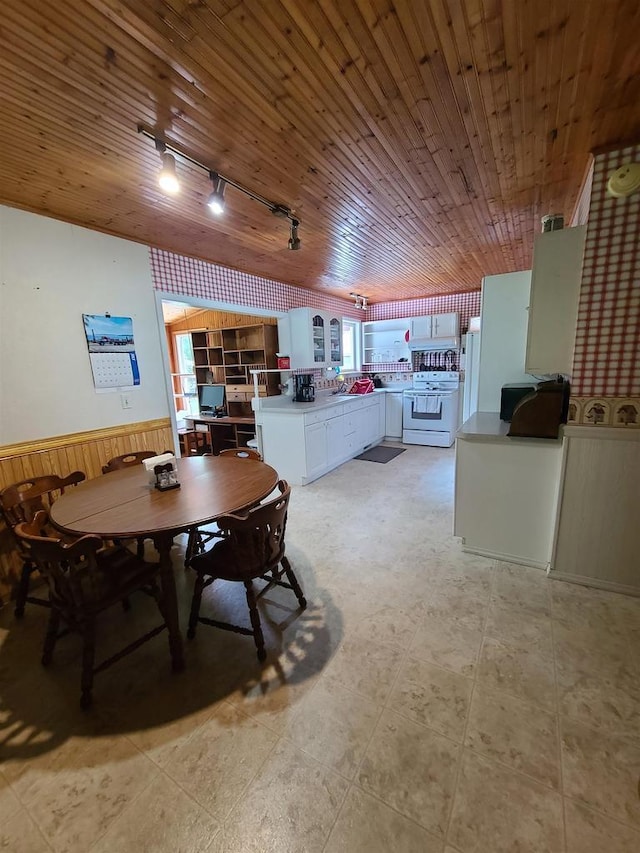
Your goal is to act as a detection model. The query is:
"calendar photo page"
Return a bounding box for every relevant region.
[83,314,140,390]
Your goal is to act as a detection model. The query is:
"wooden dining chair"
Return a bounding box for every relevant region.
[101,450,161,557]
[0,472,86,618]
[183,446,262,566]
[15,511,169,709]
[187,480,306,662]
[218,447,262,460]
[101,450,157,474]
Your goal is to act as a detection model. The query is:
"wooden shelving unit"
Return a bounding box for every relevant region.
[188,324,279,450]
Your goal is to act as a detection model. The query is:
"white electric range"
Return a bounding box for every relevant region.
[402,371,460,447]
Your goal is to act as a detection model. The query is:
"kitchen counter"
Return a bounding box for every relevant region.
[457,411,564,443]
[457,411,510,440]
[255,387,390,415]
[454,411,564,569]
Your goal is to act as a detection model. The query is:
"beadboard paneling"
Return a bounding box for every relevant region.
[2,1,639,301]
[167,308,278,334]
[550,428,640,593]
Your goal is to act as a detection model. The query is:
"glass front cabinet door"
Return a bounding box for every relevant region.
[328,316,343,365]
[312,314,326,363]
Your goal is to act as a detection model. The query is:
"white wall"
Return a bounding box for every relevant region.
[0,207,170,444]
[477,270,534,412]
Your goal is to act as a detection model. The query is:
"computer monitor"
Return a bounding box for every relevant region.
[199,384,225,416]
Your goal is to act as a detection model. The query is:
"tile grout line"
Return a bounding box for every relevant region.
[151,697,282,832]
[320,613,423,852]
[548,584,569,853]
[440,558,496,849]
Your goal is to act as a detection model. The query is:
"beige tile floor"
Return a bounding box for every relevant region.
[1,444,640,852]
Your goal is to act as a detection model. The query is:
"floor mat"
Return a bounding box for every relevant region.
[354,446,406,464]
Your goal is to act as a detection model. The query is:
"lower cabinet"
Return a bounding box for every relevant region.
[259,395,385,485]
[304,421,328,480]
[385,391,403,439]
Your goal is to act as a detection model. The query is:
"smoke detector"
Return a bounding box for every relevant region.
[607,163,640,198]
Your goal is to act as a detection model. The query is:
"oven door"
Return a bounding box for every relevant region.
[403,391,456,431]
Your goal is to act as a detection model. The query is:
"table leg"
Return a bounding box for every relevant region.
[153,532,185,672]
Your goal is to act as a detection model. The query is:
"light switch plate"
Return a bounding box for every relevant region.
[121,393,132,409]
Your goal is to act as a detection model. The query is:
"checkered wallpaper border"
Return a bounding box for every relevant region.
[150,247,481,328]
[149,249,364,319]
[571,144,640,398]
[367,292,481,330]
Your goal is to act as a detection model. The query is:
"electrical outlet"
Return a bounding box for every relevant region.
[121,394,132,409]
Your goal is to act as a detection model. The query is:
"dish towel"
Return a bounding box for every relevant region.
[415,395,428,413]
[426,395,442,414]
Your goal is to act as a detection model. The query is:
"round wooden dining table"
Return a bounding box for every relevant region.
[49,455,279,671]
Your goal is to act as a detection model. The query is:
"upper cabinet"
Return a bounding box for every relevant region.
[410,313,459,340]
[327,315,343,365]
[525,226,586,376]
[408,313,459,349]
[289,308,343,369]
[410,316,432,338]
[432,312,459,338]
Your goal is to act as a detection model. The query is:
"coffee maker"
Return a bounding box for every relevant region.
[293,373,315,403]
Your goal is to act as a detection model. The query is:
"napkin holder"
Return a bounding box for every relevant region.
[142,453,180,490]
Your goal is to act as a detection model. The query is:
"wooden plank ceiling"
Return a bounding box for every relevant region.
[1,0,639,302]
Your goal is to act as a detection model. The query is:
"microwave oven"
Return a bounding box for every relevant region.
[500,383,537,421]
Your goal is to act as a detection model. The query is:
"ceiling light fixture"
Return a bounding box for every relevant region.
[350,292,368,311]
[288,219,301,250]
[156,141,180,195]
[207,172,226,215]
[139,125,301,248]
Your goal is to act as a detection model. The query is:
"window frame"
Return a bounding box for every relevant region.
[341,318,362,373]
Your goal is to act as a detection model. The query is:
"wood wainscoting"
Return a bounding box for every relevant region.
[0,418,174,607]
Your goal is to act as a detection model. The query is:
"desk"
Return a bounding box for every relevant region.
[50,456,279,671]
[186,415,256,454]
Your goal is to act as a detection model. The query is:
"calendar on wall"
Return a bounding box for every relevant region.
[82,314,141,390]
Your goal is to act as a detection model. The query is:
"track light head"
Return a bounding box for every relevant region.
[207,173,226,215]
[288,219,301,250]
[158,151,180,195]
[350,292,368,310]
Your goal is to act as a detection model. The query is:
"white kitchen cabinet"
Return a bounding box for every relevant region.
[289,308,326,368]
[432,312,459,338]
[289,308,343,369]
[257,394,384,484]
[326,415,346,466]
[410,316,432,338]
[385,391,403,438]
[525,226,586,376]
[327,314,343,366]
[409,313,459,342]
[304,420,328,479]
[363,318,410,366]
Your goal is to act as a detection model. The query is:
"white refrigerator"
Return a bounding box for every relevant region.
[461,331,480,423]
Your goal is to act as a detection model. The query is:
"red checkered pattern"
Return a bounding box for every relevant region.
[150,247,481,328]
[572,144,640,397]
[150,248,364,319]
[367,292,481,331]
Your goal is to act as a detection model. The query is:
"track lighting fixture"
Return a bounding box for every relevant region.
[288,219,301,250]
[139,125,301,249]
[207,172,226,215]
[156,141,180,195]
[350,293,368,311]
